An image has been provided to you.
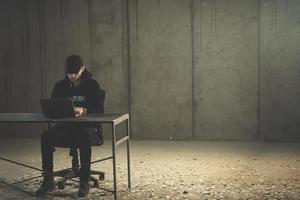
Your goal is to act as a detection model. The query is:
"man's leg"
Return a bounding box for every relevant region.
[36,129,56,196]
[36,124,71,196]
[77,129,92,197]
[41,130,55,174]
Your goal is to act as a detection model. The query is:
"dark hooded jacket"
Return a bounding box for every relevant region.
[50,70,105,145]
[51,70,104,114]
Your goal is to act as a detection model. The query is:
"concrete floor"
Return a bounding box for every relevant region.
[0,138,299,200]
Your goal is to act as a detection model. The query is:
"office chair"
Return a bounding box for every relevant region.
[54,132,105,189]
[53,88,106,190]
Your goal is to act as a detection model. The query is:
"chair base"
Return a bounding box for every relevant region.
[54,168,105,190]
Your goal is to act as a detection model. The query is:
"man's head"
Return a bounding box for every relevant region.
[65,55,85,82]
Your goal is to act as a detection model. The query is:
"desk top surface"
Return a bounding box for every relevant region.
[0,113,129,124]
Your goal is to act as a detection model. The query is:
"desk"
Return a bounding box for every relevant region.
[0,113,131,200]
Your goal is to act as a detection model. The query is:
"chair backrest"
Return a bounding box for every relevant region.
[95,88,105,146]
[98,88,105,114]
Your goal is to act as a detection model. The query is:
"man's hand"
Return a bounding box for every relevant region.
[74,107,87,116]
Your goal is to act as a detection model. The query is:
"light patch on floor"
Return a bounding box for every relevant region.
[0,138,299,199]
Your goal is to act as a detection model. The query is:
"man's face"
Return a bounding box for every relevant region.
[67,66,85,82]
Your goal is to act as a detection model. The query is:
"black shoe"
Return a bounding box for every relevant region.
[77,182,90,197]
[35,176,55,197]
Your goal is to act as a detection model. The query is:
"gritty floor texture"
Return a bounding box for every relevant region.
[0,138,299,200]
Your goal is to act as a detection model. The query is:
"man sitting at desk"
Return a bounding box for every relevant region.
[36,55,103,197]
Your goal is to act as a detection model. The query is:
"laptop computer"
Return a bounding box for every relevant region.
[40,98,78,119]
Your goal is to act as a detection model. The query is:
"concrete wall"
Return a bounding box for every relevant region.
[0,0,128,138]
[0,0,300,141]
[193,0,258,140]
[129,0,193,139]
[260,0,300,141]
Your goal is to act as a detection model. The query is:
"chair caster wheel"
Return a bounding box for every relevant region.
[93,180,99,187]
[99,174,105,181]
[58,182,65,190]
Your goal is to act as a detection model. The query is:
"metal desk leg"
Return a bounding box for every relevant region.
[112,123,117,200]
[126,118,131,189]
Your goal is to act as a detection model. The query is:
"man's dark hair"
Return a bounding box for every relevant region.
[65,55,83,73]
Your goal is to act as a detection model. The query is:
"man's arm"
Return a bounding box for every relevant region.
[86,80,105,114]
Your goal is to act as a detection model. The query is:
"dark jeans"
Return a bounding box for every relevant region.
[41,124,100,182]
